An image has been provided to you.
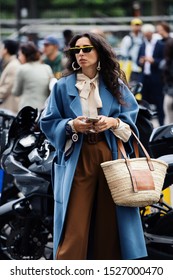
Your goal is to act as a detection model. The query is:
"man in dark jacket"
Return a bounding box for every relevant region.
[137,24,165,125]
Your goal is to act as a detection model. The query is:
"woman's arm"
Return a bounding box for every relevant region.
[12,68,24,97]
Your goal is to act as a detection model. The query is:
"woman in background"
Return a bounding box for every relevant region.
[12,41,53,111]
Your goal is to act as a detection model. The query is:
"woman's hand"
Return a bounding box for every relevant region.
[93,116,119,132]
[73,116,119,133]
[73,116,94,133]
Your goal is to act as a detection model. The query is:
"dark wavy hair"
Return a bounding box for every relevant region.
[63,32,128,103]
[157,21,170,34]
[20,41,40,62]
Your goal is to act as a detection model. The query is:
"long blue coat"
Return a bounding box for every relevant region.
[40,73,147,260]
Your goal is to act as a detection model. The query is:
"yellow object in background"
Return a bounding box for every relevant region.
[163,187,171,205]
[135,93,142,101]
[142,188,171,216]
[119,60,132,82]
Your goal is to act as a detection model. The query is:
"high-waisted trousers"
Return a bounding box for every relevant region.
[56,138,121,260]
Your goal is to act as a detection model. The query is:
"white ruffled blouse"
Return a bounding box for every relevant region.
[69,72,131,142]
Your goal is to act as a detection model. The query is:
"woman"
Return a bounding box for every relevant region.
[40,32,147,260]
[12,41,53,111]
[162,38,173,124]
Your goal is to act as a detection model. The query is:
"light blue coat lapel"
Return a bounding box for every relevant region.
[66,74,83,117]
[99,78,114,116]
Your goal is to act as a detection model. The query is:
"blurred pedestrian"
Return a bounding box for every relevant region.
[162,38,173,124]
[62,30,74,68]
[156,21,171,43]
[137,24,165,125]
[90,27,106,39]
[42,35,64,79]
[63,29,74,51]
[40,32,147,260]
[0,40,20,114]
[12,41,53,111]
[120,18,143,85]
[155,21,172,72]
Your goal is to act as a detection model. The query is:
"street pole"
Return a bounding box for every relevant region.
[16,0,21,41]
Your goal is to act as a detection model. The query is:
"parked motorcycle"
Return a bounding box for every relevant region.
[131,82,156,153]
[130,83,173,259]
[140,123,173,259]
[0,106,54,260]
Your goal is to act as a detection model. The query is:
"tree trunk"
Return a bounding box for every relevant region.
[152,0,164,15]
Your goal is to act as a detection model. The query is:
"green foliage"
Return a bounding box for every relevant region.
[51,0,77,4]
[82,0,105,4]
[1,0,15,5]
[1,0,170,19]
[51,0,105,4]
[109,7,125,17]
[36,0,128,18]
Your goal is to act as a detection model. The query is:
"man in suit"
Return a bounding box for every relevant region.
[137,24,165,125]
[0,40,20,114]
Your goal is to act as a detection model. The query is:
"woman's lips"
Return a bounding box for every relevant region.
[79,59,87,63]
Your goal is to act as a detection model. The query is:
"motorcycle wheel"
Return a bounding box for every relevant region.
[0,214,53,260]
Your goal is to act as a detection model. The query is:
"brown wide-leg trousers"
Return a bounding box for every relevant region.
[56,138,121,260]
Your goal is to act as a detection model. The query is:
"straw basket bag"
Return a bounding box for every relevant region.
[101,131,168,207]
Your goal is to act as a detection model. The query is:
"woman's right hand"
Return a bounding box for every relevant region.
[73,116,94,133]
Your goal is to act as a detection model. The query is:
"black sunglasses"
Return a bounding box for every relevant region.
[69,45,94,54]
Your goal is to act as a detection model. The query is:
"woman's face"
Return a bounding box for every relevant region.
[74,36,99,76]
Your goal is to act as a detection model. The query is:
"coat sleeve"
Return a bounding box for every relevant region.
[114,81,139,155]
[118,81,139,135]
[137,43,145,69]
[120,35,132,59]
[11,68,24,97]
[0,64,17,99]
[152,40,164,69]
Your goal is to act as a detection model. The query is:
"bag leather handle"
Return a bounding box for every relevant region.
[117,130,154,171]
[117,131,155,192]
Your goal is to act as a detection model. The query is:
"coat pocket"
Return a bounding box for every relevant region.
[53,163,66,204]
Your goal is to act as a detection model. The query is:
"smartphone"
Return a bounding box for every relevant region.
[86,117,100,123]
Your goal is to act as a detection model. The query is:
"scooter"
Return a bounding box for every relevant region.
[140,123,173,259]
[130,83,173,259]
[0,106,54,260]
[130,82,156,152]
